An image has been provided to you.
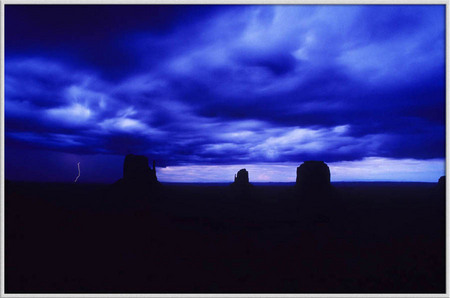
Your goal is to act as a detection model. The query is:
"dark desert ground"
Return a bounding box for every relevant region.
[5,178,445,293]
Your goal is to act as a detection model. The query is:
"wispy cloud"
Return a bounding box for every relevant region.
[5,5,445,182]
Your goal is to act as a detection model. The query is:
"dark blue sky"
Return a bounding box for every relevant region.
[5,5,446,182]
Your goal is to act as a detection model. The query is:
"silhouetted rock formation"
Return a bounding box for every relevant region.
[437,175,445,195]
[111,154,160,198]
[296,161,331,192]
[123,154,157,184]
[231,169,252,193]
[234,169,249,185]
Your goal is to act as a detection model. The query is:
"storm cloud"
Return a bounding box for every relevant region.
[5,5,445,182]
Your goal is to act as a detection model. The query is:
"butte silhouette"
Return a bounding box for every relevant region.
[296,161,332,194]
[111,154,160,197]
[230,168,253,193]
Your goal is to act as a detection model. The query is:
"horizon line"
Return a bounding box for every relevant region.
[4,179,441,184]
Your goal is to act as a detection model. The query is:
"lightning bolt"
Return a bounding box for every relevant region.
[74,162,81,183]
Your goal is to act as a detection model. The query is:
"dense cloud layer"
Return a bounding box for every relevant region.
[5,5,445,181]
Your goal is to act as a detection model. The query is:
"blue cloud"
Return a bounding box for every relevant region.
[4,5,445,181]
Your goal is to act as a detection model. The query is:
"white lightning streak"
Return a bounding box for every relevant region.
[74,162,81,183]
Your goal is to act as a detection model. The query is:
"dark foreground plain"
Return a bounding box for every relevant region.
[5,181,445,293]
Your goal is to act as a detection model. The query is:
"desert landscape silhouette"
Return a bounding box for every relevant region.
[5,154,446,293]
